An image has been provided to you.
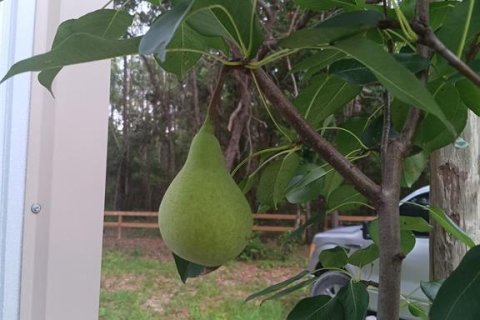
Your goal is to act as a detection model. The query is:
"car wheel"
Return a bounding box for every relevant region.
[310,271,350,297]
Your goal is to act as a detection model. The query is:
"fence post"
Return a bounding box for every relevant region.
[117,214,122,240]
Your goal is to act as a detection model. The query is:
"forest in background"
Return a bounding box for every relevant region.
[103,0,428,216]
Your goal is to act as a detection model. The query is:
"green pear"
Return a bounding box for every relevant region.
[159,118,253,267]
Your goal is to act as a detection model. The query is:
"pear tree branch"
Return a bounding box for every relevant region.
[207,65,228,131]
[379,19,480,87]
[413,22,480,87]
[252,68,381,202]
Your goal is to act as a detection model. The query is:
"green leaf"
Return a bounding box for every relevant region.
[256,160,282,210]
[348,244,379,267]
[437,0,480,57]
[172,253,217,283]
[400,216,432,233]
[140,0,195,60]
[400,230,416,255]
[292,50,345,73]
[239,174,257,194]
[294,0,357,11]
[2,10,137,86]
[190,0,263,57]
[330,53,430,85]
[286,165,326,204]
[336,281,369,320]
[408,302,428,320]
[288,165,326,192]
[456,79,480,116]
[155,23,224,79]
[186,9,235,42]
[245,270,310,302]
[287,295,344,320]
[399,0,415,20]
[335,117,368,154]
[430,1,456,31]
[429,207,475,248]
[273,152,300,208]
[401,152,427,188]
[362,115,398,149]
[319,246,349,269]
[36,9,133,93]
[420,280,443,302]
[327,184,367,212]
[333,37,456,136]
[280,10,383,48]
[263,278,317,302]
[329,59,377,85]
[414,83,467,153]
[369,220,416,255]
[430,245,480,320]
[321,170,344,198]
[1,35,141,84]
[256,153,299,209]
[295,74,360,128]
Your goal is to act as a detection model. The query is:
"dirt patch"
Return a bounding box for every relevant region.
[103,236,174,261]
[101,236,310,318]
[102,273,144,292]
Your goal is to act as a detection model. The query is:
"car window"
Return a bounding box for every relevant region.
[399,192,429,236]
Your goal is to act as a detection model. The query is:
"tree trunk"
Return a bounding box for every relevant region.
[377,141,405,320]
[225,72,251,170]
[430,111,480,279]
[114,56,130,210]
[143,146,153,210]
[190,70,202,132]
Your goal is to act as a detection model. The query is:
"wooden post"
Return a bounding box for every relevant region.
[118,214,123,240]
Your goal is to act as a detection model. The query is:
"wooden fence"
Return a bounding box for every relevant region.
[104,211,306,239]
[104,211,375,240]
[323,214,376,229]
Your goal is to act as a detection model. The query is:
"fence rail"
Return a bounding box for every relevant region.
[104,211,306,239]
[104,211,376,240]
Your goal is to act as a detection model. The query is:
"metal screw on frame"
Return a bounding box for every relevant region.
[31,203,42,214]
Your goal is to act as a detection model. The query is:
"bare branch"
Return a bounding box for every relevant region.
[252,68,381,201]
[466,33,480,62]
[207,65,228,131]
[379,19,480,87]
[414,24,480,87]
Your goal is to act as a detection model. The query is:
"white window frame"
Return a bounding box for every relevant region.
[1,1,111,319]
[0,0,36,319]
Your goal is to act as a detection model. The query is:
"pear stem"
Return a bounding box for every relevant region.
[205,65,229,133]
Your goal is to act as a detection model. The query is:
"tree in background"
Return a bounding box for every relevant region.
[3,0,480,319]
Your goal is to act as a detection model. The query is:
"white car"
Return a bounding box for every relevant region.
[307,186,430,319]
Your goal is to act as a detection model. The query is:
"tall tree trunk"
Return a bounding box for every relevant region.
[225,72,251,170]
[377,141,404,320]
[430,112,480,279]
[114,56,130,210]
[143,146,153,210]
[190,70,202,132]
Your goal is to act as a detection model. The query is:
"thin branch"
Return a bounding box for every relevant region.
[397,2,431,146]
[380,91,391,163]
[207,65,229,131]
[379,19,480,87]
[252,68,381,201]
[415,24,480,87]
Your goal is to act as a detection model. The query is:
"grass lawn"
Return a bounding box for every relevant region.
[99,237,310,319]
